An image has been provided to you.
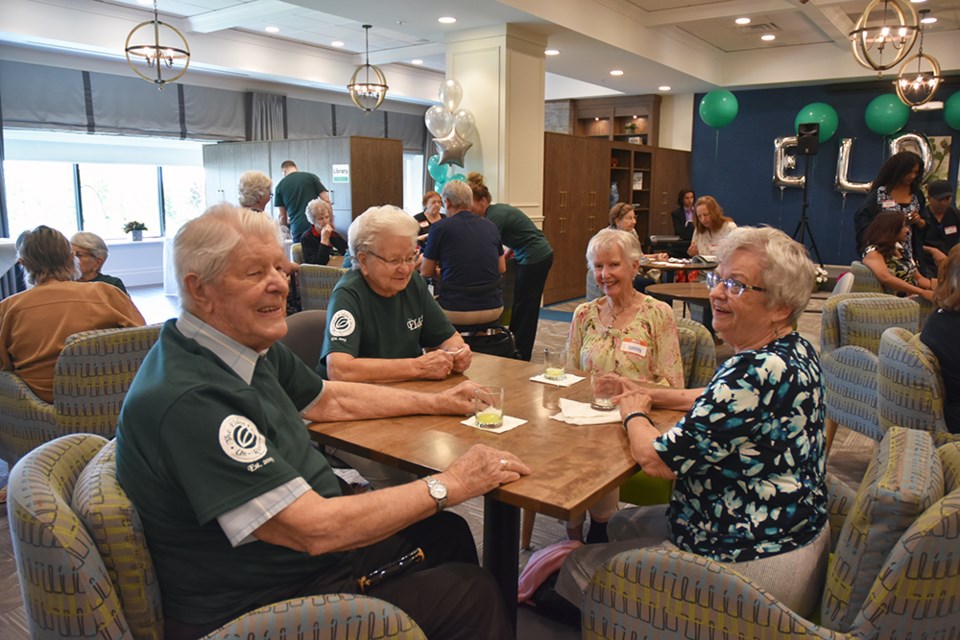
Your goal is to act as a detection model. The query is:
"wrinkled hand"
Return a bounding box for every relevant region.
[441,444,530,501]
[616,390,653,419]
[653,252,669,261]
[450,344,472,373]
[417,350,456,379]
[438,380,482,415]
[320,224,334,244]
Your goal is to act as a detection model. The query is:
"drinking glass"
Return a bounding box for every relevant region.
[590,371,619,411]
[543,347,567,381]
[474,385,505,428]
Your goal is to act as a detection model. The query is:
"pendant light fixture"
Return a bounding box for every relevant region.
[849,0,919,72]
[894,10,941,107]
[124,0,191,90]
[347,25,389,113]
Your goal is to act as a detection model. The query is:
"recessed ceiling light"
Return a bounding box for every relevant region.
[610,69,624,76]
[658,85,671,91]
[331,40,345,47]
[411,59,424,65]
[265,26,279,33]
[545,49,560,56]
[761,34,776,41]
[921,15,937,23]
[910,0,927,4]
[438,16,457,24]
[735,17,751,25]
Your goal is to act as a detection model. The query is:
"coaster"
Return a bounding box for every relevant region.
[550,399,621,425]
[460,415,527,434]
[529,373,585,387]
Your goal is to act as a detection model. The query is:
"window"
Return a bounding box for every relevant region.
[3,161,78,238]
[403,152,424,214]
[161,165,206,236]
[78,164,160,240]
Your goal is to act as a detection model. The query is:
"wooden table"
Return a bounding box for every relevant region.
[644,259,717,283]
[308,353,683,632]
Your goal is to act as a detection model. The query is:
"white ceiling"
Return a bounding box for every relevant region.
[1,0,958,103]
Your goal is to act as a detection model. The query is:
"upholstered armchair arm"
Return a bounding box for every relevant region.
[0,370,58,466]
[204,593,427,640]
[825,472,855,551]
[822,345,882,441]
[582,547,844,640]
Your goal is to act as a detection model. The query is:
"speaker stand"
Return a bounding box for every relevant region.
[792,154,824,267]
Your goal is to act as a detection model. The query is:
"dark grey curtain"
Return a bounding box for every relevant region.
[246,92,286,141]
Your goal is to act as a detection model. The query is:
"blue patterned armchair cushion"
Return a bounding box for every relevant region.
[71,439,163,640]
[878,327,948,435]
[821,427,943,631]
[675,317,716,388]
[299,264,348,311]
[820,293,919,354]
[822,345,882,441]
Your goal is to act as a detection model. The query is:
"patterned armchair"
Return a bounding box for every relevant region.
[878,327,949,436]
[291,242,304,264]
[582,427,960,639]
[849,260,935,326]
[299,264,348,311]
[0,324,161,469]
[820,294,920,442]
[7,434,427,640]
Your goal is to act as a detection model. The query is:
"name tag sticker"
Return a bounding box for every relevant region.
[945,225,957,236]
[881,199,897,209]
[621,339,648,357]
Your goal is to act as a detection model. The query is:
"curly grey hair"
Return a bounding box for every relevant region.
[70,231,109,261]
[347,205,419,271]
[237,171,272,209]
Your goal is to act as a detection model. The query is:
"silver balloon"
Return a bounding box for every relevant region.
[424,105,454,138]
[773,136,804,188]
[453,108,476,138]
[433,129,473,167]
[889,132,934,180]
[835,138,871,194]
[438,79,463,113]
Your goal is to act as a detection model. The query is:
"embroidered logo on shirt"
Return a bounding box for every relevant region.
[329,310,356,337]
[219,415,267,465]
[406,315,424,331]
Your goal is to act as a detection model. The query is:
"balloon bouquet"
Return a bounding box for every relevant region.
[424,79,477,192]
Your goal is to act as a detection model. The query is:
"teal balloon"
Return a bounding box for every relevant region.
[433,178,447,192]
[449,173,466,182]
[864,94,909,136]
[427,154,446,181]
[945,92,960,130]
[794,102,839,142]
[698,90,739,128]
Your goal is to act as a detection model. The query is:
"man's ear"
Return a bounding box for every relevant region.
[183,273,213,315]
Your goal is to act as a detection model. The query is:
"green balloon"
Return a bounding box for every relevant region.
[864,94,909,136]
[699,90,739,128]
[794,102,839,142]
[945,92,960,130]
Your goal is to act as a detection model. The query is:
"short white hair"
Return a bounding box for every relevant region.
[586,229,642,272]
[305,198,332,226]
[347,205,419,270]
[441,180,473,211]
[237,171,272,208]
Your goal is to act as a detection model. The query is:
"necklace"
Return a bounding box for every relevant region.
[606,291,637,330]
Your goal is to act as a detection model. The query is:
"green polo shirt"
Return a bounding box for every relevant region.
[484,203,553,265]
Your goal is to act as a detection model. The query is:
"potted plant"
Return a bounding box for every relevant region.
[123,221,148,242]
[813,265,829,292]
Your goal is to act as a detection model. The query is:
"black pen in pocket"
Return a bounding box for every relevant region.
[357,547,425,592]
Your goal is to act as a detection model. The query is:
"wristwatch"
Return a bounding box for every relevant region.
[421,476,448,513]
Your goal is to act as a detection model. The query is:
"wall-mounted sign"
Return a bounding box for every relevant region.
[332,164,350,183]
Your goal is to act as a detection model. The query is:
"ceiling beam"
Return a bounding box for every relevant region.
[186,0,294,34]
[364,42,445,65]
[797,4,854,47]
[640,0,796,27]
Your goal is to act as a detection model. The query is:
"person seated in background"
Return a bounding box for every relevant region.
[237,170,273,212]
[320,205,471,383]
[558,226,828,620]
[421,180,505,326]
[918,179,959,272]
[670,189,696,241]
[0,226,145,403]
[688,195,736,258]
[415,190,445,250]
[607,202,668,292]
[71,231,128,294]
[920,245,960,434]
[300,197,347,265]
[564,228,684,543]
[861,210,936,302]
[115,204,525,640]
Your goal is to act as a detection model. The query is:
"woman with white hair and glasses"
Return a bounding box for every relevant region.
[557,226,828,621]
[300,197,347,265]
[71,231,128,294]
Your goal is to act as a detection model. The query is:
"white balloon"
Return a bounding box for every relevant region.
[424,105,454,138]
[453,109,476,138]
[439,79,463,112]
[773,136,804,188]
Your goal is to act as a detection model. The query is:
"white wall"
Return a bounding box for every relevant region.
[105,239,164,288]
[658,94,694,152]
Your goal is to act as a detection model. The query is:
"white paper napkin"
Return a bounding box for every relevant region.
[460,415,527,434]
[550,398,621,425]
[529,373,585,387]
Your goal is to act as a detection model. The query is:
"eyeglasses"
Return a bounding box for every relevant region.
[73,251,94,259]
[705,271,766,296]
[365,250,418,268]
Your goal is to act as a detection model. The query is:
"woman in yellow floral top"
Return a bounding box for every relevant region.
[563,228,683,543]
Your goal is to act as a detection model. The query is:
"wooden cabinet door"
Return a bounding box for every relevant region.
[649,148,691,236]
[542,133,580,304]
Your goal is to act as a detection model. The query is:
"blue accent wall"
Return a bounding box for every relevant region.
[691,84,958,265]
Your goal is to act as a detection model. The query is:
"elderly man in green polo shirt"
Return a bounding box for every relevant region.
[115,203,528,640]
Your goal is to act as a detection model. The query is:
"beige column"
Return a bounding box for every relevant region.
[444,25,546,227]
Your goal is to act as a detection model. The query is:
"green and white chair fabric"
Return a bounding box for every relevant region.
[583,427,960,639]
[878,327,949,436]
[299,264,348,311]
[7,434,427,640]
[0,324,161,469]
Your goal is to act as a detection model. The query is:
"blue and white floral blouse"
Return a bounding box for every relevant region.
[653,332,827,562]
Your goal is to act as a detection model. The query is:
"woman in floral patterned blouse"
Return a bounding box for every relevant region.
[862,210,936,302]
[558,227,829,618]
[563,228,683,543]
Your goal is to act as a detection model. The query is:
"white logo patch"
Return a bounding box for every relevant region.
[219,415,267,464]
[329,310,356,337]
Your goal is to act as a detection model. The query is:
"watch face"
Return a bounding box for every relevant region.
[429,479,447,499]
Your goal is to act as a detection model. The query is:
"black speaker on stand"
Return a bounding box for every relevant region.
[793,122,824,266]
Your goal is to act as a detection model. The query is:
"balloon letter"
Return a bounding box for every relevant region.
[773,136,804,188]
[835,138,871,194]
